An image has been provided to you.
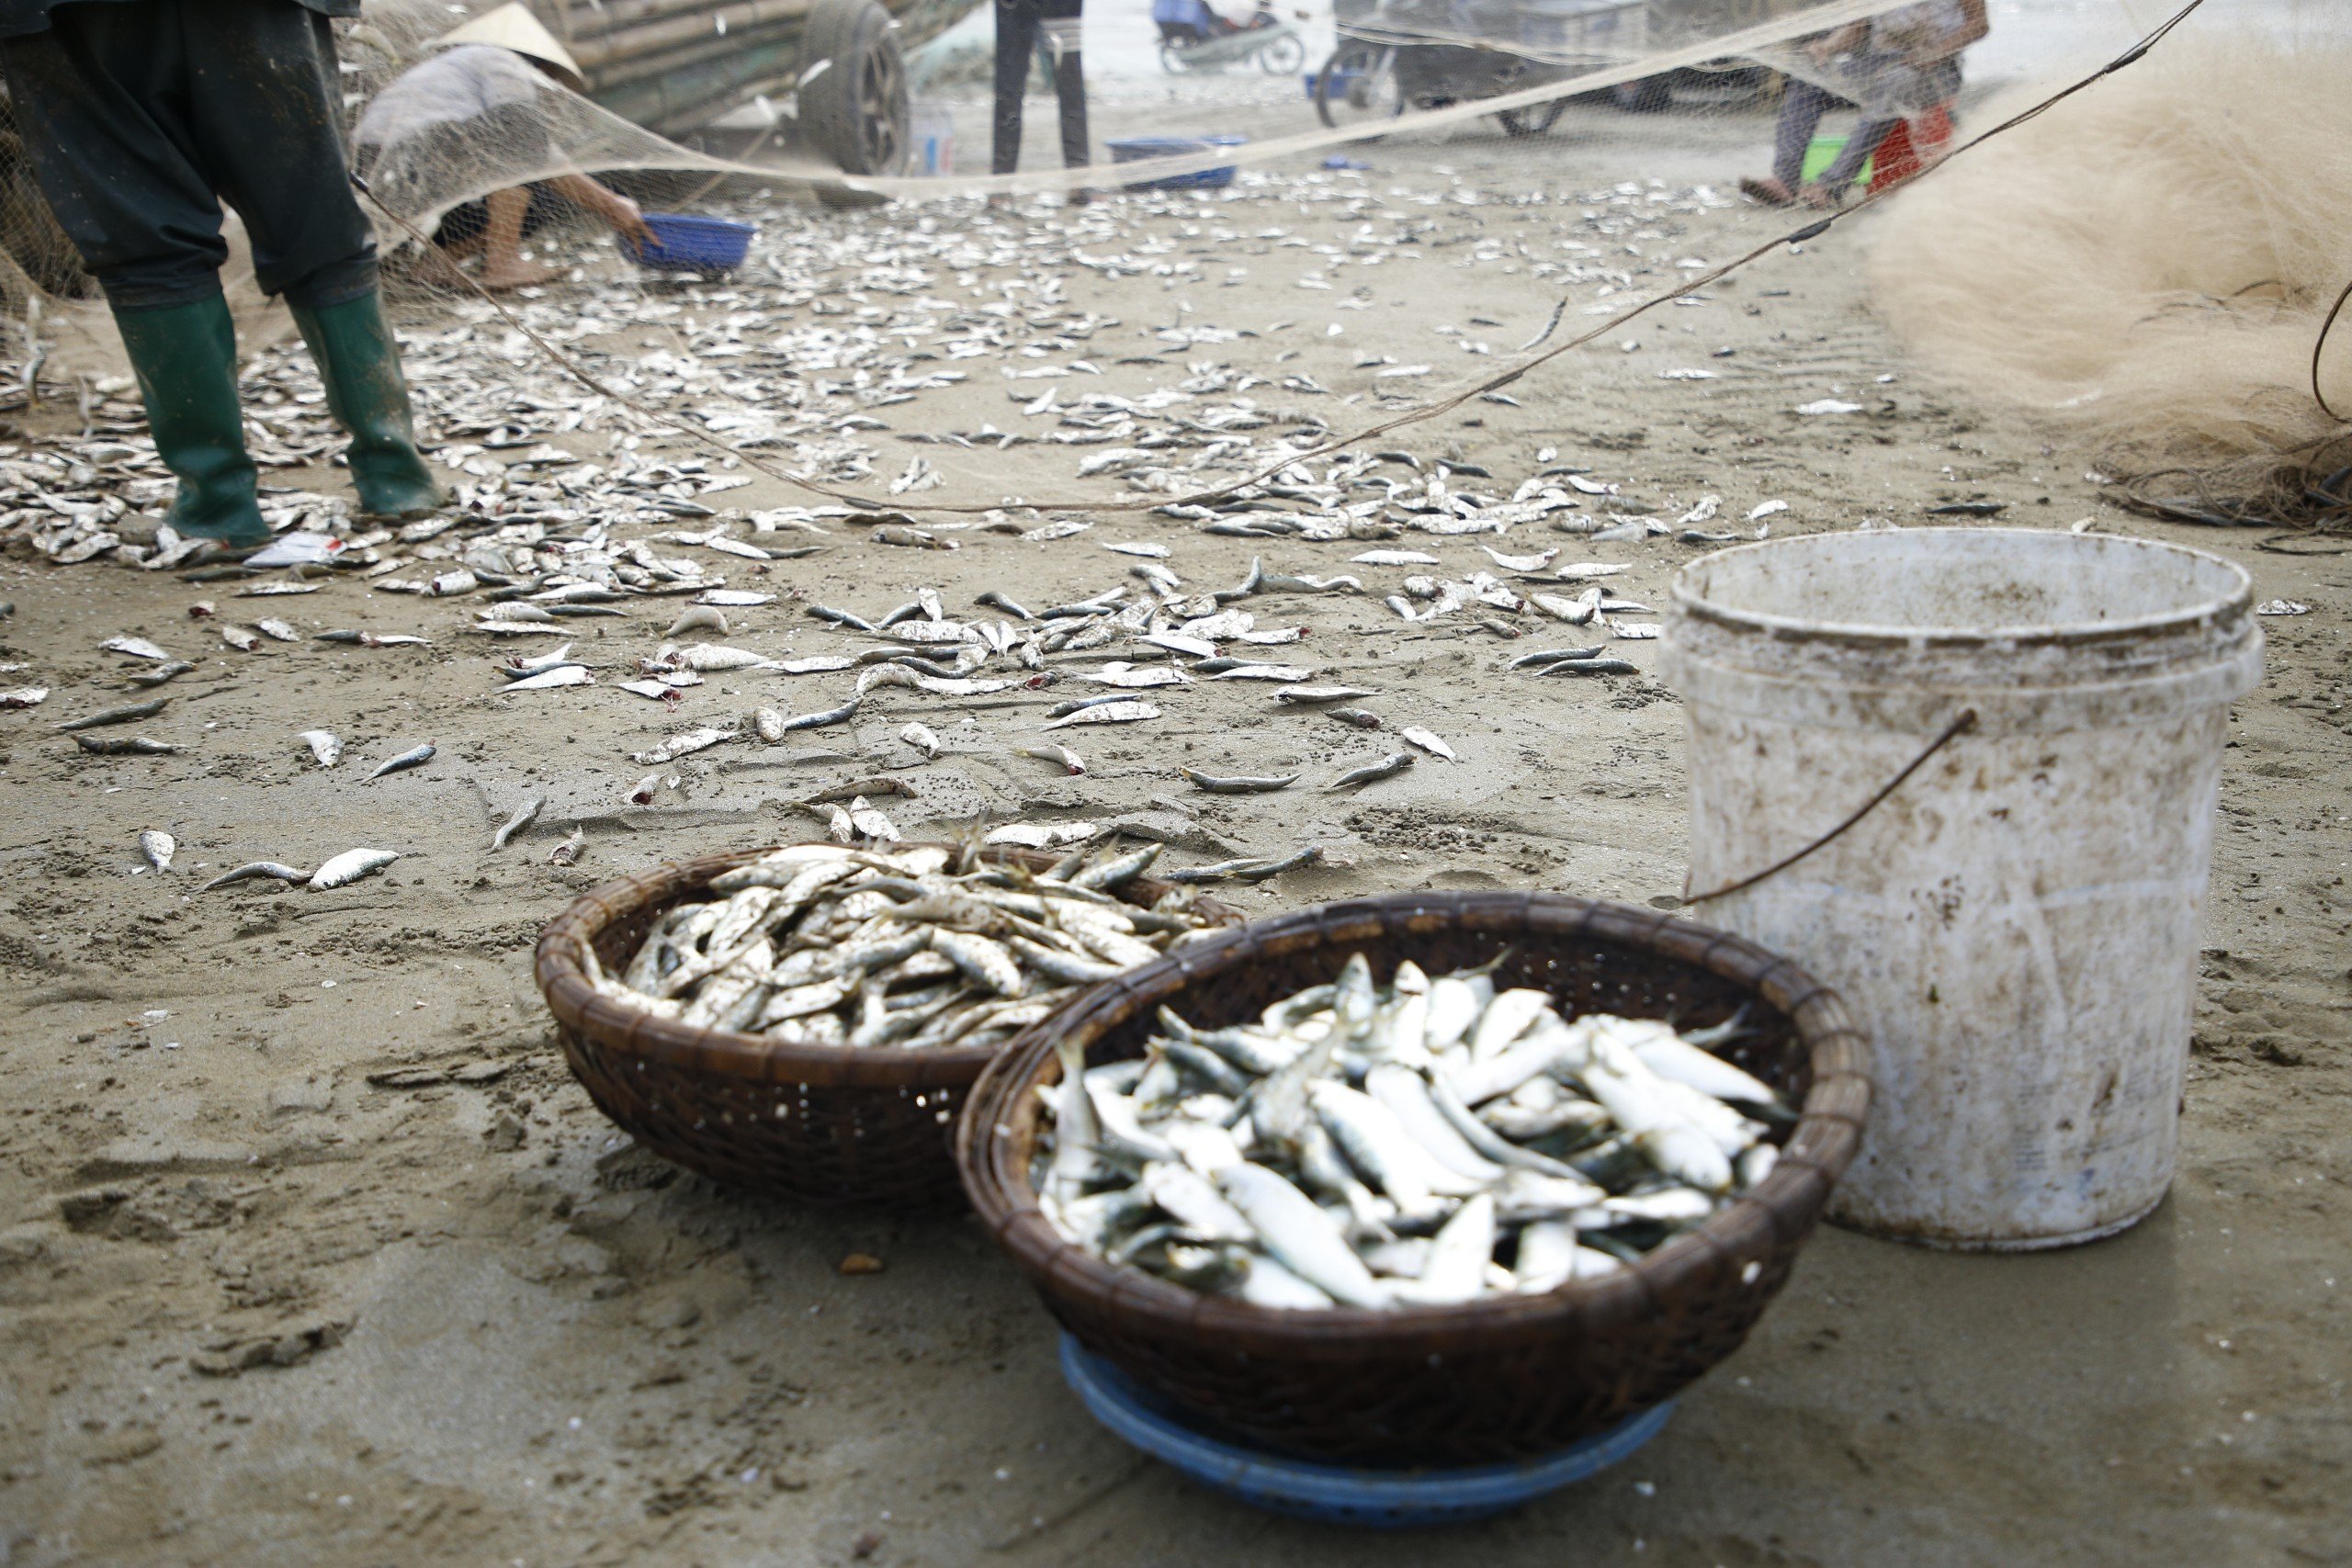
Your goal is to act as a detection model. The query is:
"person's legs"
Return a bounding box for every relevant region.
[1815,115,1898,197]
[992,0,1039,176]
[478,187,559,290]
[1039,6,1090,172]
[177,0,439,514]
[1771,78,1836,192]
[178,1,378,309]
[0,6,265,545]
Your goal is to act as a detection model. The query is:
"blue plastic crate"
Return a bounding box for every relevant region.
[617,211,757,273]
[1057,1336,1676,1528]
[1105,134,1247,191]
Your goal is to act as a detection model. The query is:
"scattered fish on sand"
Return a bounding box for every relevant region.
[300,730,342,768]
[900,722,943,759]
[1400,728,1458,761]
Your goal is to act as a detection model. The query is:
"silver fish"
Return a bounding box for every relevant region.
[1015,744,1086,775]
[366,743,435,781]
[75,735,178,755]
[1180,768,1296,795]
[300,729,342,768]
[900,722,942,759]
[1043,701,1158,731]
[1329,752,1415,789]
[200,861,309,893]
[1399,728,1458,762]
[138,829,175,873]
[492,796,544,851]
[307,848,401,891]
[102,636,171,661]
[57,697,166,731]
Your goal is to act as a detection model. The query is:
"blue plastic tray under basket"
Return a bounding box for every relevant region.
[1106,134,1247,191]
[618,211,757,273]
[1057,1337,1675,1527]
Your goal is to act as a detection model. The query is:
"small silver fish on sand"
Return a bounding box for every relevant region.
[774,697,860,734]
[75,735,179,755]
[1275,685,1378,705]
[102,636,172,661]
[220,626,260,652]
[0,686,47,708]
[307,848,401,890]
[1329,752,1416,789]
[502,664,594,691]
[200,861,309,893]
[57,697,166,731]
[1016,744,1086,775]
[300,730,342,768]
[1044,701,1159,731]
[1400,728,1458,761]
[492,796,543,851]
[124,660,196,689]
[901,722,942,759]
[254,618,300,643]
[548,826,586,865]
[665,605,728,637]
[366,743,435,781]
[1328,708,1384,729]
[139,830,175,872]
[1181,767,1297,795]
[754,707,788,743]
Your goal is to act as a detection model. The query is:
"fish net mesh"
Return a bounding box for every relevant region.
[0,0,2339,538]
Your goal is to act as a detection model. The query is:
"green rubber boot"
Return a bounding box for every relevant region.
[111,296,268,547]
[289,289,445,519]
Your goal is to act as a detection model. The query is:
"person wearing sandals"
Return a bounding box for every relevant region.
[1742,0,1986,210]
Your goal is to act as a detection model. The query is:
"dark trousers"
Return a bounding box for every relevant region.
[1771,78,1900,195]
[0,0,377,312]
[992,0,1089,175]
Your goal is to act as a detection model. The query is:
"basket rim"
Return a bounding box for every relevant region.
[955,888,1871,1353]
[533,840,1236,1092]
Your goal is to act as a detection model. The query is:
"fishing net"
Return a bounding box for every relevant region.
[0,0,2333,538]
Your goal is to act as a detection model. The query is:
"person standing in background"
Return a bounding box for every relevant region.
[990,0,1091,203]
[0,0,444,549]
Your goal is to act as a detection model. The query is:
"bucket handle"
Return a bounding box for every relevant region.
[1684,709,1979,907]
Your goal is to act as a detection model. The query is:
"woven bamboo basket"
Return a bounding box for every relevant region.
[956,890,1871,1465]
[535,843,1234,1209]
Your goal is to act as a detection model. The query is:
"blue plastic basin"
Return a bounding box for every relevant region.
[1106,134,1247,191]
[618,211,758,273]
[1057,1337,1675,1527]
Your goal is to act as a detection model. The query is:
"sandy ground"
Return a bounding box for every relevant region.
[1,98,2347,1568]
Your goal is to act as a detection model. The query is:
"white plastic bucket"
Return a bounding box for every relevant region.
[1660,529,2262,1249]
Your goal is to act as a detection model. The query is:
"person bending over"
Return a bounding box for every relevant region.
[354,4,653,291]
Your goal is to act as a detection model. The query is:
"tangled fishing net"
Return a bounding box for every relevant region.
[1869,19,2352,528]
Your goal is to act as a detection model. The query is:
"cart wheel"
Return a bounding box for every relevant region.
[1496,97,1566,137]
[1159,39,1196,73]
[1315,42,1403,134]
[1257,32,1306,74]
[801,0,910,178]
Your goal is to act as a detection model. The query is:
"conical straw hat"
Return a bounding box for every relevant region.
[435,4,587,91]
